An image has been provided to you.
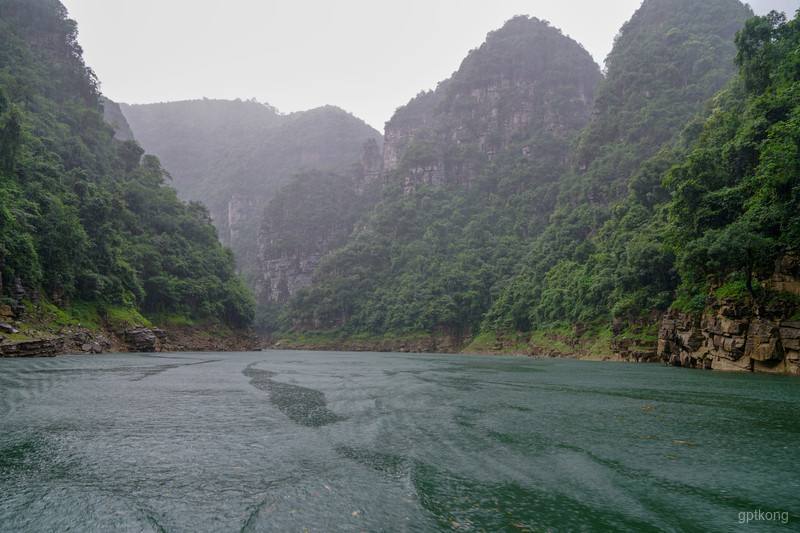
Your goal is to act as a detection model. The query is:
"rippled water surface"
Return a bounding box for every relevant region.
[1,351,798,532]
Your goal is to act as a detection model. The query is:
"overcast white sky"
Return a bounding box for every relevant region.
[61,0,798,131]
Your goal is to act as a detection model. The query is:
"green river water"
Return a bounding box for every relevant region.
[0,351,797,532]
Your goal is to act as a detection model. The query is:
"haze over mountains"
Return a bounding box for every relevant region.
[102,0,800,376]
[119,100,381,286]
[4,4,800,531]
[269,0,748,334]
[62,0,796,131]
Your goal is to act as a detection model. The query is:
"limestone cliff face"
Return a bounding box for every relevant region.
[257,16,603,316]
[257,138,387,306]
[659,308,800,375]
[658,256,800,375]
[382,89,440,173]
[382,16,601,192]
[100,97,134,141]
[256,170,370,306]
[355,138,383,194]
[224,193,260,247]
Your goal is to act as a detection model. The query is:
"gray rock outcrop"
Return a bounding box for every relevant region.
[0,337,65,358]
[124,328,167,353]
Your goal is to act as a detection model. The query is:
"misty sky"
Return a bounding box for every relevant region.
[62,0,798,131]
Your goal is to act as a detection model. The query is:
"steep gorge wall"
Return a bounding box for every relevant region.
[255,147,382,306]
[382,16,601,192]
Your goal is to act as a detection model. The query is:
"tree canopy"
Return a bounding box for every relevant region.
[0,0,254,327]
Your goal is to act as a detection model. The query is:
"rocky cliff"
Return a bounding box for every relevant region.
[355,138,383,193]
[256,19,603,315]
[383,16,602,192]
[659,309,800,375]
[265,14,612,336]
[256,167,372,307]
[100,97,134,141]
[659,256,800,375]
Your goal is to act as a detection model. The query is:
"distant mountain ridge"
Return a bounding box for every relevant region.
[270,15,606,334]
[251,15,603,318]
[119,99,382,286]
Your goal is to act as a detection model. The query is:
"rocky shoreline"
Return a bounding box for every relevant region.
[266,317,800,376]
[658,307,800,375]
[0,325,261,358]
[5,317,798,378]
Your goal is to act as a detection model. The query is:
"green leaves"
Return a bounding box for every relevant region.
[0,0,254,327]
[736,11,788,93]
[667,10,800,304]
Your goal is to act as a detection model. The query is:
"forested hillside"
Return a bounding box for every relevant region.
[271,0,800,373]
[3,0,796,369]
[274,1,750,334]
[484,0,753,333]
[0,0,253,337]
[278,15,603,337]
[658,9,800,373]
[120,99,382,288]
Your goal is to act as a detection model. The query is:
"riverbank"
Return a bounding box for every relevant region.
[0,325,260,357]
[5,309,799,378]
[0,302,260,357]
[267,320,800,376]
[267,325,657,363]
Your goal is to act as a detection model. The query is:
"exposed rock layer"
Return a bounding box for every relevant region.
[0,337,65,358]
[0,325,260,358]
[658,256,800,375]
[659,306,800,375]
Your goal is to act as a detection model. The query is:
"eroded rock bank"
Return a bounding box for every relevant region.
[0,325,260,358]
[658,306,800,375]
[658,255,800,375]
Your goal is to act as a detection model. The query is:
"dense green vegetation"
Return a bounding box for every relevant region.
[276,0,777,344]
[668,9,800,310]
[4,0,796,348]
[0,0,253,327]
[284,152,567,337]
[484,0,754,333]
[280,16,601,337]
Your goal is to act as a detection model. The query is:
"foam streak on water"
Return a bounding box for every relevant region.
[0,352,798,532]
